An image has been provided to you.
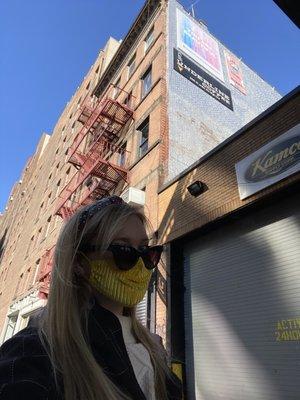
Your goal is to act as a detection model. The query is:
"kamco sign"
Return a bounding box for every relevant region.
[235,123,300,200]
[245,136,300,182]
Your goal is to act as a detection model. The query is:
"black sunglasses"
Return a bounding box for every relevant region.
[81,244,163,271]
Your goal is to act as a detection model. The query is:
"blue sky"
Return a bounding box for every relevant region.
[0,0,299,213]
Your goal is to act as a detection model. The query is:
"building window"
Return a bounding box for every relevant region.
[26,236,34,259]
[44,216,52,239]
[119,142,127,167]
[124,91,133,108]
[95,65,100,74]
[32,259,40,285]
[65,166,71,184]
[127,54,136,78]
[3,315,17,342]
[138,117,149,158]
[144,27,154,52]
[114,77,121,99]
[141,67,152,98]
[55,179,61,198]
[15,273,24,298]
[37,202,44,220]
[76,97,82,109]
[46,192,52,208]
[86,81,91,90]
[34,228,42,250]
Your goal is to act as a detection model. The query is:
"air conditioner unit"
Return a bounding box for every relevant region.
[121,187,145,207]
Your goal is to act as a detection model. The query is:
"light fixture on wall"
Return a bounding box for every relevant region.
[187,180,207,197]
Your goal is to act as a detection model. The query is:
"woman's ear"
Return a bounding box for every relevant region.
[74,253,91,280]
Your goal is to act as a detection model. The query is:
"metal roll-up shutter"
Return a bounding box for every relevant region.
[135,292,148,326]
[184,194,300,400]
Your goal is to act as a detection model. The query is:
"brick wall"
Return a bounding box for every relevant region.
[158,89,300,244]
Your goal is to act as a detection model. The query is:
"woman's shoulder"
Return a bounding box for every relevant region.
[0,326,55,399]
[0,326,47,358]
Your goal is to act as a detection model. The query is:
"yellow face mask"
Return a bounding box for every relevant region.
[87,256,152,307]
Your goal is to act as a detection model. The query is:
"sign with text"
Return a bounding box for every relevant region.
[224,50,246,95]
[176,8,224,82]
[275,318,300,342]
[174,48,233,110]
[235,123,300,199]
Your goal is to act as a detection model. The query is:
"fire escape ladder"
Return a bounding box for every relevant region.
[38,245,55,299]
[68,100,107,165]
[55,85,134,219]
[107,159,130,184]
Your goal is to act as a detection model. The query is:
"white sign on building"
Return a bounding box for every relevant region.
[235,123,300,200]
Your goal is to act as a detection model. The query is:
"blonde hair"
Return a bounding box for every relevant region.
[37,200,173,400]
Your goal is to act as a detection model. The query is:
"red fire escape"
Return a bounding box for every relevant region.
[38,84,134,298]
[55,84,134,218]
[38,245,55,299]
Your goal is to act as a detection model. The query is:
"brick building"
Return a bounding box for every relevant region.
[0,37,120,341]
[0,0,282,361]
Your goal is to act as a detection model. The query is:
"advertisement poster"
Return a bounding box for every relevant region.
[224,51,246,94]
[174,49,233,110]
[176,8,224,82]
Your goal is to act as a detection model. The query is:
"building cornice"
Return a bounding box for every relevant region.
[93,0,162,98]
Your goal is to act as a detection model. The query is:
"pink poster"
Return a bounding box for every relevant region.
[224,51,246,95]
[177,8,224,82]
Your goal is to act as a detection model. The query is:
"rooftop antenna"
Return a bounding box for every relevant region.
[189,0,201,18]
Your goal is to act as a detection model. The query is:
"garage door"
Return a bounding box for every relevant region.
[136,292,148,326]
[184,194,300,400]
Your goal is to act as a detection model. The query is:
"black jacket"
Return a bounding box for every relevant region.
[0,298,182,399]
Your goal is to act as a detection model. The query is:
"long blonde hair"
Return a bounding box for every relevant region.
[37,201,172,400]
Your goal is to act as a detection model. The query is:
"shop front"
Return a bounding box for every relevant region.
[158,87,300,399]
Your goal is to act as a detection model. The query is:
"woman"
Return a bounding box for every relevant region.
[0,196,181,400]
